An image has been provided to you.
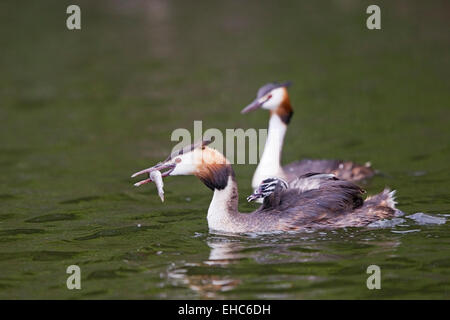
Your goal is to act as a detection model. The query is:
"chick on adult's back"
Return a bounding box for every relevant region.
[132,139,395,233]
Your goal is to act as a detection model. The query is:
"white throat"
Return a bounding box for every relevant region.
[252,114,287,188]
[207,176,238,232]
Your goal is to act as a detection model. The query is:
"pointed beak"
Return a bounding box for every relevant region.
[131,162,176,187]
[246,194,259,202]
[241,98,262,114]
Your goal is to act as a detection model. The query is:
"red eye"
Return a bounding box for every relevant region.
[175,158,182,163]
[267,94,272,100]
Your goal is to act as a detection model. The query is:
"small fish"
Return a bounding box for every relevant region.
[150,170,164,202]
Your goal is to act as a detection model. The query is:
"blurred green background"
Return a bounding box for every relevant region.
[0,0,449,299]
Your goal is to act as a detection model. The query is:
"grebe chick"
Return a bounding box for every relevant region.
[241,82,375,190]
[246,177,289,203]
[131,139,397,233]
[248,173,339,204]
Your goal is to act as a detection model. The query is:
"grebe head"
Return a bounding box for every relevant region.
[247,177,289,202]
[241,81,292,111]
[132,137,233,190]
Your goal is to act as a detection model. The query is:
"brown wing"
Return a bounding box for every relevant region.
[283,159,375,182]
[257,178,364,217]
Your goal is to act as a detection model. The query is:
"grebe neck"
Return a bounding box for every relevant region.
[252,114,287,188]
[207,175,241,232]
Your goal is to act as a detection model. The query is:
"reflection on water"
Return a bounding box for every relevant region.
[164,228,413,299]
[206,237,245,265]
[166,236,243,299]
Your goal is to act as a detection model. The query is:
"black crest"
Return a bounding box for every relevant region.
[257,81,292,99]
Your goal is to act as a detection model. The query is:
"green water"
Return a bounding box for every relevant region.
[0,0,449,299]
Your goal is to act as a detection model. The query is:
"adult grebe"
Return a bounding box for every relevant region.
[241,82,375,190]
[131,139,397,233]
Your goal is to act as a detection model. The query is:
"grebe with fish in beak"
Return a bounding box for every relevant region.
[241,82,375,190]
[131,138,397,234]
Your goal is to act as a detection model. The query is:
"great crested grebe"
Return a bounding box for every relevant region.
[131,139,397,233]
[241,82,375,190]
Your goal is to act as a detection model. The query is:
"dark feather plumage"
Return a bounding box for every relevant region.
[283,159,375,182]
[241,175,395,231]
